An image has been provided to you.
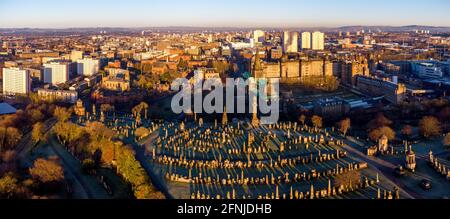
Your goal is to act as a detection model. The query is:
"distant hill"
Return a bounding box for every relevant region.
[332,25,450,33]
[1,25,450,34]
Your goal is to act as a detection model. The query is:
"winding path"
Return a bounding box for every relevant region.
[17,118,57,159]
[47,136,109,199]
[128,131,174,199]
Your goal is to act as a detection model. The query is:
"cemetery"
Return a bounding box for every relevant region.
[142,114,406,199]
[73,102,444,199]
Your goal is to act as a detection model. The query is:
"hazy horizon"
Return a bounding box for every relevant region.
[1,0,449,28]
[1,24,450,30]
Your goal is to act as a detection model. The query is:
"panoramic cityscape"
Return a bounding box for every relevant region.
[0,0,449,203]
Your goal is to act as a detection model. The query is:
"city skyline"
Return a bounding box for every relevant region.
[1,0,450,28]
[1,0,450,205]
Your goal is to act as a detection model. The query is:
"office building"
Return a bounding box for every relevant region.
[411,62,443,78]
[301,32,311,49]
[2,67,31,95]
[340,59,369,85]
[253,59,333,79]
[281,61,300,78]
[43,61,70,85]
[282,31,298,53]
[312,31,325,50]
[300,60,333,77]
[77,58,99,76]
[355,75,406,104]
[253,30,265,43]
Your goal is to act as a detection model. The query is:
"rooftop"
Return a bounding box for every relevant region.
[0,102,17,115]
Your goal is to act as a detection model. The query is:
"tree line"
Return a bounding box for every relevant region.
[52,108,164,199]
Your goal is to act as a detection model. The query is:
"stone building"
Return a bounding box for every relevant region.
[101,68,130,92]
[313,97,350,118]
[74,99,86,117]
[252,57,333,81]
[37,88,78,103]
[340,58,369,86]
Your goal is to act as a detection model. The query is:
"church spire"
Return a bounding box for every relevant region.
[222,107,228,126]
[251,95,259,127]
[252,50,263,78]
[253,50,263,71]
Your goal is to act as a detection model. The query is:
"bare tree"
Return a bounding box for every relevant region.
[339,118,351,136]
[299,114,306,126]
[29,157,64,183]
[32,122,46,144]
[369,126,396,141]
[53,107,72,122]
[419,116,441,138]
[311,115,323,129]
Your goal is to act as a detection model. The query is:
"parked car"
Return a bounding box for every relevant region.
[420,179,432,190]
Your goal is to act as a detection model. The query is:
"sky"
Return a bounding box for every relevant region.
[0,0,450,28]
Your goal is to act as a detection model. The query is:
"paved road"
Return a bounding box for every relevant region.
[17,118,108,199]
[128,131,173,199]
[17,118,57,160]
[336,135,419,199]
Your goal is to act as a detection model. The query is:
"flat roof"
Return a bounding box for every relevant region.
[0,103,17,115]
